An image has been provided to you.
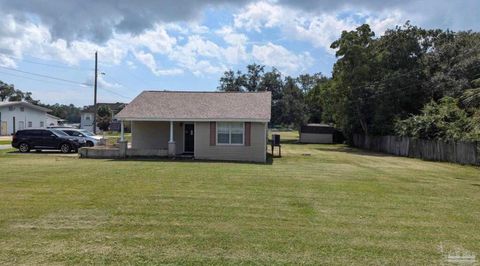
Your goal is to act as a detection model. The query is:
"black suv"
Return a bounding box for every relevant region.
[12,129,84,153]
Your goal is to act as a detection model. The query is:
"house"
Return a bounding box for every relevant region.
[0,101,52,135]
[46,113,66,127]
[80,102,126,132]
[114,91,271,162]
[299,123,335,144]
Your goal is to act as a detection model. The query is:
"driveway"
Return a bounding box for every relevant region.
[0,145,12,150]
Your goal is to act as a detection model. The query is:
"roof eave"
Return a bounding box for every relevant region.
[115,117,270,123]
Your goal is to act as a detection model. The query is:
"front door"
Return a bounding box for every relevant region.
[184,124,194,153]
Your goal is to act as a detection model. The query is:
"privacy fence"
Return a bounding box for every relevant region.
[352,135,480,166]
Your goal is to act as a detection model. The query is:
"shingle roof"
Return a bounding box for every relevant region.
[0,101,51,112]
[115,91,271,122]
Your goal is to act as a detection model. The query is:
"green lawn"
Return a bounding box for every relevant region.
[0,140,11,145]
[0,131,479,264]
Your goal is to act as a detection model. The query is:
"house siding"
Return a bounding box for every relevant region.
[194,122,267,163]
[131,121,184,153]
[0,105,47,135]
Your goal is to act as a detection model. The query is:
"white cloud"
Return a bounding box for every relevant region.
[234,1,406,53]
[128,24,177,54]
[134,50,183,76]
[0,54,16,67]
[252,42,313,74]
[216,26,248,46]
[234,1,284,31]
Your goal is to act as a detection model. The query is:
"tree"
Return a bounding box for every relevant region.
[300,73,329,123]
[329,24,377,136]
[296,73,327,93]
[258,68,284,125]
[8,89,25,101]
[96,105,112,131]
[278,77,308,128]
[218,70,245,92]
[395,97,475,141]
[0,81,14,101]
[245,63,264,92]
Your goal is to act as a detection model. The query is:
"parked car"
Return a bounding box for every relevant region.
[12,129,84,153]
[57,128,103,147]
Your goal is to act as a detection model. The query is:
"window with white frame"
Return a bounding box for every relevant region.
[20,107,25,112]
[40,121,44,127]
[85,114,91,120]
[28,121,32,128]
[217,122,244,145]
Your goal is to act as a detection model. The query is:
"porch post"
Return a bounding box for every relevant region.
[168,120,176,157]
[120,120,125,142]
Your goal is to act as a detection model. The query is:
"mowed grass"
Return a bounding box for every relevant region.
[0,140,11,145]
[0,131,479,264]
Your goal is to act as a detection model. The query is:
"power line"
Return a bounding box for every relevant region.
[0,66,87,86]
[98,86,131,99]
[0,53,93,72]
[0,70,87,88]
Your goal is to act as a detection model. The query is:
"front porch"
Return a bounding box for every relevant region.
[79,120,194,159]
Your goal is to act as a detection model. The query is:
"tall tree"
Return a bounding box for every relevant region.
[245,63,264,92]
[218,70,245,92]
[278,77,308,128]
[96,105,112,131]
[0,81,14,101]
[329,24,377,136]
[259,68,284,125]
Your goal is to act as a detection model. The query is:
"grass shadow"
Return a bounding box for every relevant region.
[314,145,394,158]
[103,153,274,165]
[6,150,78,156]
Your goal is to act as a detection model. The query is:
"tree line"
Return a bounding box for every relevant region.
[217,64,329,128]
[218,23,480,142]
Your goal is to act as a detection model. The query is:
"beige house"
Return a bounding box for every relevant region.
[115,91,271,163]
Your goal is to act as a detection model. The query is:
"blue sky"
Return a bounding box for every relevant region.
[0,0,478,106]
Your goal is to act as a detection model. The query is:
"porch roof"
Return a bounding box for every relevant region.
[115,91,271,122]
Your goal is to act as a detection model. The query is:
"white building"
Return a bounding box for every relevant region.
[0,102,52,135]
[80,103,126,133]
[46,113,66,127]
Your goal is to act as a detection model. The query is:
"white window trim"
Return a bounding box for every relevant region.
[216,122,245,146]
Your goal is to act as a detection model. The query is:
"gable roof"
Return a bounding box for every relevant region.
[46,113,66,121]
[115,91,271,122]
[0,101,51,112]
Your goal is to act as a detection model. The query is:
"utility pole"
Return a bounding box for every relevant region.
[93,51,98,134]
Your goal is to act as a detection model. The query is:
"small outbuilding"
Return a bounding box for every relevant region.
[299,123,335,144]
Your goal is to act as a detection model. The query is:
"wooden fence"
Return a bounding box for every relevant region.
[352,135,480,166]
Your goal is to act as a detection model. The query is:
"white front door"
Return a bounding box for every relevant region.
[18,121,25,130]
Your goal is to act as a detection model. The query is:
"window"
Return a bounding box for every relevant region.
[217,122,244,145]
[40,121,44,127]
[65,130,83,137]
[8,106,14,111]
[20,107,25,112]
[28,121,32,128]
[85,114,91,120]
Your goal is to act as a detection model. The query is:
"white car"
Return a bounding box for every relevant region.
[58,128,104,147]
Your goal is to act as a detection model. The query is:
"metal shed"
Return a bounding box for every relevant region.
[299,124,335,144]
